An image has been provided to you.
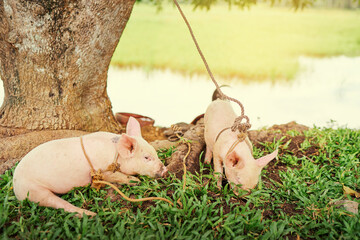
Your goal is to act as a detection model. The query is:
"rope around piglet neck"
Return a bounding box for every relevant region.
[172,0,251,134]
[79,136,173,206]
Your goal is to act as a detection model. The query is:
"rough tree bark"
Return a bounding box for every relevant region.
[0,0,136,171]
[0,0,135,136]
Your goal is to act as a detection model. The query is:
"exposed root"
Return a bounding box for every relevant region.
[166,120,205,178]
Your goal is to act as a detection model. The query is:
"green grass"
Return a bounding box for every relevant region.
[1,127,360,239]
[111,3,360,80]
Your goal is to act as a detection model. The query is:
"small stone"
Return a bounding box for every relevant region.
[333,200,359,214]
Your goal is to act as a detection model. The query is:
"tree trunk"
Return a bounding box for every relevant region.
[0,0,136,136]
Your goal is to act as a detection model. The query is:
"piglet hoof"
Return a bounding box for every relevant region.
[204,148,213,164]
[127,176,140,186]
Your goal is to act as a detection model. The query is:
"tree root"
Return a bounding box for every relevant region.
[150,140,178,150]
[165,119,206,179]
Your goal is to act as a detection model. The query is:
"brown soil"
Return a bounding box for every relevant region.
[248,121,319,159]
[141,125,167,142]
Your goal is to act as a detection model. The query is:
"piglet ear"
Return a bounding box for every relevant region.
[117,134,138,158]
[225,151,244,169]
[126,117,142,137]
[256,149,278,168]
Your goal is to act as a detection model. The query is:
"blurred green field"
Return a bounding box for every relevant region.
[111,3,360,80]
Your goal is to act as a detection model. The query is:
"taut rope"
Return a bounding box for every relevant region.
[172,0,251,134]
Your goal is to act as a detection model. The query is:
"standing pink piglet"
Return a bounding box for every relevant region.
[204,99,278,191]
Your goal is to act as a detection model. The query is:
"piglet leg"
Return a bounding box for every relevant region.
[103,171,140,186]
[213,155,223,189]
[29,186,96,217]
[204,147,213,164]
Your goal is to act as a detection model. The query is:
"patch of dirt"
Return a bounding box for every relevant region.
[264,162,287,186]
[281,202,303,216]
[249,121,320,158]
[141,125,167,143]
[248,121,308,146]
[262,201,303,221]
[118,124,167,143]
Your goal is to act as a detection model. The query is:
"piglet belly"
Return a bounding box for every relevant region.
[41,163,92,194]
[17,146,92,194]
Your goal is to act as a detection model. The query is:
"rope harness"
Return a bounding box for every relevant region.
[172,0,252,156]
[79,136,173,206]
[216,129,252,158]
[173,0,252,136]
[80,136,121,189]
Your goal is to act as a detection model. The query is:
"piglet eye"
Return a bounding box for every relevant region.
[145,156,152,161]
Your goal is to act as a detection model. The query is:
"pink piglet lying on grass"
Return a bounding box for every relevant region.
[13,117,167,217]
[204,97,278,192]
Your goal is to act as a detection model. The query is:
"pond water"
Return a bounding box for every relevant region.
[107,56,360,129]
[0,56,359,129]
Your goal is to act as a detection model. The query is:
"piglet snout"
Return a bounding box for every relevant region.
[155,166,168,178]
[161,167,168,177]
